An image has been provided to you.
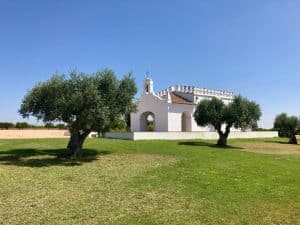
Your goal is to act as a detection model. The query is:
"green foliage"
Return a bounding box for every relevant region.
[45,122,55,128]
[252,127,275,132]
[19,69,137,156]
[108,117,127,132]
[45,122,67,129]
[19,69,137,133]
[194,97,225,129]
[194,96,261,130]
[0,122,15,129]
[274,113,300,137]
[15,122,30,129]
[55,123,67,129]
[124,113,131,130]
[229,96,261,129]
[147,121,154,131]
[0,122,67,129]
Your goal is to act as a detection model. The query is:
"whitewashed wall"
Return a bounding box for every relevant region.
[130,93,169,132]
[104,131,278,140]
[168,103,193,131]
[103,132,134,140]
[168,103,216,132]
[131,93,237,132]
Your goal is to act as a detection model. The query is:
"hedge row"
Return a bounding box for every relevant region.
[0,122,67,129]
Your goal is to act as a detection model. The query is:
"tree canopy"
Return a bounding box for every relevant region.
[19,69,137,157]
[194,96,261,146]
[274,113,299,144]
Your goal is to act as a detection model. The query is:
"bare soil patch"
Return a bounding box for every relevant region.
[0,129,68,139]
[235,141,300,155]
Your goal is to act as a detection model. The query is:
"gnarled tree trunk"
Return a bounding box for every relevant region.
[217,133,228,146]
[67,130,90,158]
[289,132,298,144]
[217,124,231,147]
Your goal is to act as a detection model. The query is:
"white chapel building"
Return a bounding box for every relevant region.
[130,77,236,132]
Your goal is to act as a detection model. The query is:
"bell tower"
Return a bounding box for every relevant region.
[143,75,154,94]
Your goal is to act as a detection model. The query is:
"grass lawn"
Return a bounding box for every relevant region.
[0,137,299,225]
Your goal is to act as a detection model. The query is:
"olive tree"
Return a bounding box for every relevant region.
[274,113,299,144]
[194,96,261,146]
[19,69,137,157]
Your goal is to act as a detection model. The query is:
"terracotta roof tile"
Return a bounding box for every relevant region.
[170,92,195,105]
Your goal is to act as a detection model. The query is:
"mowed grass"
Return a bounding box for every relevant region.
[0,138,299,225]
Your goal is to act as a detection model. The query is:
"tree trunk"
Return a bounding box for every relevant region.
[217,134,228,146]
[67,130,90,158]
[216,125,231,147]
[289,133,298,144]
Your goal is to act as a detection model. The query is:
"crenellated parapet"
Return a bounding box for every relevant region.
[157,85,235,100]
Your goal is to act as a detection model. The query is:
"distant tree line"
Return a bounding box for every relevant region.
[252,127,276,132]
[0,119,130,131]
[0,122,67,129]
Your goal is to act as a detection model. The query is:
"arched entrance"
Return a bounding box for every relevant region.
[181,112,192,132]
[140,111,155,131]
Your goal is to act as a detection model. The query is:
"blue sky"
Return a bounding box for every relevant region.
[0,0,299,128]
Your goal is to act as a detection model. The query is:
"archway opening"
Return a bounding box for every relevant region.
[181,112,192,132]
[140,111,155,131]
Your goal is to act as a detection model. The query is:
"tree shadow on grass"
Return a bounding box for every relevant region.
[0,148,111,167]
[178,141,243,150]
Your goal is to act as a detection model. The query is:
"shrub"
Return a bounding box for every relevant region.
[0,122,15,129]
[15,122,30,129]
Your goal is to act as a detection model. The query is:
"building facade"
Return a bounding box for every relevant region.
[130,77,236,132]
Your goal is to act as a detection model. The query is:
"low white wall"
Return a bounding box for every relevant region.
[103,132,134,140]
[0,129,279,140]
[103,131,278,140]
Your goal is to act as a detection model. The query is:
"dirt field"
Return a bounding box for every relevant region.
[0,129,69,139]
